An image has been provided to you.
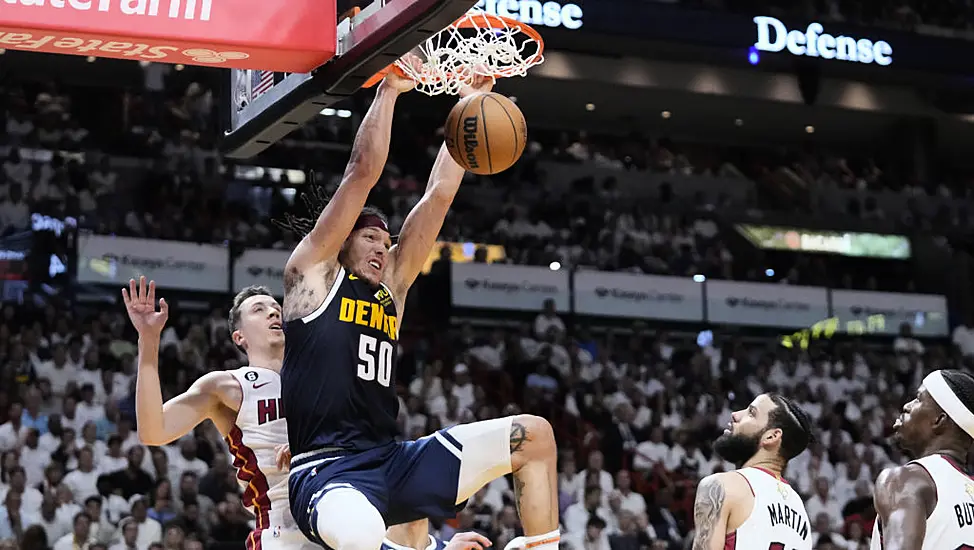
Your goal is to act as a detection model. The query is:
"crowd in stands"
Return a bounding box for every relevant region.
[0,277,964,550]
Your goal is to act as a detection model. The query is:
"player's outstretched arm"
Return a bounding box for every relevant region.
[285,75,414,279]
[691,473,734,550]
[124,277,240,446]
[388,76,493,298]
[873,464,935,550]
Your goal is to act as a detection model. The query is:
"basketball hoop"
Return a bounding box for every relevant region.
[363,10,545,96]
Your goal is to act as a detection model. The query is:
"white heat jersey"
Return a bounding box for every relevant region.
[225,366,307,548]
[726,467,812,550]
[871,454,974,550]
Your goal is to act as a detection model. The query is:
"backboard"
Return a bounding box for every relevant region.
[223,0,480,159]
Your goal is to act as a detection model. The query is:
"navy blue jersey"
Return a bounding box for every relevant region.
[282,266,401,454]
[381,536,447,550]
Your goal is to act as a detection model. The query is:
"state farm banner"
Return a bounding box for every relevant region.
[573,271,703,321]
[232,249,289,297]
[830,290,948,337]
[78,235,229,292]
[706,280,828,328]
[451,263,570,312]
[0,0,335,71]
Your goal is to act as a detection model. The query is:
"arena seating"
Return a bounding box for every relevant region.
[0,19,966,550]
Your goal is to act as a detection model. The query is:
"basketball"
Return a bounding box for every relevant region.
[444,92,527,175]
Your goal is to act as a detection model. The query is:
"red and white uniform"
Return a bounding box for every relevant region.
[871,454,974,550]
[226,367,317,550]
[725,467,812,550]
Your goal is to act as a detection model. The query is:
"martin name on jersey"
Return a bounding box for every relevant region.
[728,468,811,550]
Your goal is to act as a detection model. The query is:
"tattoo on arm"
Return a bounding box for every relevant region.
[510,421,528,454]
[692,476,726,550]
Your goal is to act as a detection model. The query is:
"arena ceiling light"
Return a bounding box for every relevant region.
[585,103,595,111]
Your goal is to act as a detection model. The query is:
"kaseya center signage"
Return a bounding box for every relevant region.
[753,16,892,66]
[475,0,582,30]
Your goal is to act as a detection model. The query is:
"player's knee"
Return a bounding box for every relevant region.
[511,414,556,464]
[314,488,386,550]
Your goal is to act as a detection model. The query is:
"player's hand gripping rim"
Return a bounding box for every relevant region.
[446,531,493,550]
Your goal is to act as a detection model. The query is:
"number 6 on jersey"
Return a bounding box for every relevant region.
[357,334,393,387]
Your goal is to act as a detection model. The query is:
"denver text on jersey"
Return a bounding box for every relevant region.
[753,16,893,66]
[474,0,582,30]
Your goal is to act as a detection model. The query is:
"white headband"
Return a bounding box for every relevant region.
[924,370,974,439]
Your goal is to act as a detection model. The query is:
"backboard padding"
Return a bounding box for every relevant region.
[222,0,479,159]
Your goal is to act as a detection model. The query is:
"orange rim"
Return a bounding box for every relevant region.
[362,12,544,89]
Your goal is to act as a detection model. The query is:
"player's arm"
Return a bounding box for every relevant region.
[124,277,241,446]
[387,77,493,298]
[285,76,413,279]
[691,473,736,550]
[873,464,936,550]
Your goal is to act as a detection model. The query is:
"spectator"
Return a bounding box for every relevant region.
[52,511,93,550]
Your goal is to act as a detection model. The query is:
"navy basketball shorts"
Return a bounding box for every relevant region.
[289,418,514,548]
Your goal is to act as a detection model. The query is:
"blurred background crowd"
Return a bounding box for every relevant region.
[2,0,974,548]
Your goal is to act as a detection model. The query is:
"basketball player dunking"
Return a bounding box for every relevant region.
[691,393,814,550]
[277,74,559,550]
[871,369,974,550]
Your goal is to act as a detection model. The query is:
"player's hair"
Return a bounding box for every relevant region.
[273,180,388,238]
[766,393,814,460]
[940,370,974,439]
[228,285,274,336]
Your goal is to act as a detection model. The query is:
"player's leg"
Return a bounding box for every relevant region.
[389,415,558,549]
[288,453,388,550]
[449,415,559,545]
[313,487,387,550]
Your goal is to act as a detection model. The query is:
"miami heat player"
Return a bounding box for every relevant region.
[871,370,974,550]
[691,393,814,550]
[124,277,315,550]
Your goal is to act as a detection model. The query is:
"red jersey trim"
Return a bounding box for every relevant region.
[723,531,736,550]
[753,467,789,484]
[226,425,272,534]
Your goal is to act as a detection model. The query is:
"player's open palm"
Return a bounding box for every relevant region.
[122,276,169,336]
[446,532,493,550]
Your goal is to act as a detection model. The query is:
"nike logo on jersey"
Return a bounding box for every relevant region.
[253,382,271,389]
[349,274,358,280]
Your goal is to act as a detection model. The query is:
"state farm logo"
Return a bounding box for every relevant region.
[593,287,686,304]
[463,278,558,294]
[724,296,810,311]
[0,33,249,63]
[2,0,214,21]
[182,49,248,64]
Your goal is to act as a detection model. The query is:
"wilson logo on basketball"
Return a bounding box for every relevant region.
[462,117,480,169]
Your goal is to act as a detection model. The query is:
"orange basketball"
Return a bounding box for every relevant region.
[444,92,527,175]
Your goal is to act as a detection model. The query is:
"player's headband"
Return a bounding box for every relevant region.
[353,214,389,233]
[924,370,974,439]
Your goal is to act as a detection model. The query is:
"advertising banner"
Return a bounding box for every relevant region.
[707,280,829,328]
[573,271,702,321]
[78,235,229,292]
[451,263,570,312]
[233,249,289,296]
[831,289,948,337]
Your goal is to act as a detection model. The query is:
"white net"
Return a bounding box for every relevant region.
[393,10,545,96]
